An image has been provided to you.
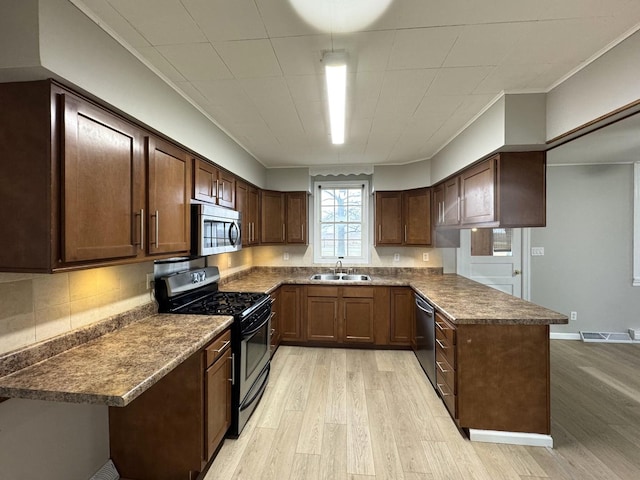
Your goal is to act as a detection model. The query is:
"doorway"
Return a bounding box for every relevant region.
[457,228,526,298]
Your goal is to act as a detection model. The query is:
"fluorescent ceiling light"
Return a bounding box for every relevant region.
[324,52,347,145]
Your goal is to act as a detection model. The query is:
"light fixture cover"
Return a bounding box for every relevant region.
[324,51,347,145]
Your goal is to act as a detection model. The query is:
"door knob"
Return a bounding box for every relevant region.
[513,269,522,276]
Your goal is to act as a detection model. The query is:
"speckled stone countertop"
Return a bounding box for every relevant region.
[0,314,233,406]
[220,267,567,325]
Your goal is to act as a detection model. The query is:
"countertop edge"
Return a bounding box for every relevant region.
[0,315,234,407]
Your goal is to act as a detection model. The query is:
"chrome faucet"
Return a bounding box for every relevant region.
[334,260,343,275]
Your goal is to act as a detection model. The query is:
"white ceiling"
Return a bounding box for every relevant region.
[76,0,640,168]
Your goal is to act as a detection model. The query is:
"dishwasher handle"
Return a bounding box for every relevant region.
[415,295,434,315]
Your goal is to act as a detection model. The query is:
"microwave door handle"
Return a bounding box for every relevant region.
[229,221,240,246]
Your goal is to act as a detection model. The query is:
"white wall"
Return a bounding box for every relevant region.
[531,164,640,333]
[430,96,506,183]
[266,168,311,192]
[546,30,640,141]
[373,159,431,191]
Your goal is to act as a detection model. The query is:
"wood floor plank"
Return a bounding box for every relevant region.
[284,348,317,411]
[422,440,465,479]
[228,427,277,479]
[289,454,321,480]
[296,357,329,454]
[346,369,375,475]
[261,410,304,480]
[320,423,348,480]
[325,348,347,425]
[367,388,405,480]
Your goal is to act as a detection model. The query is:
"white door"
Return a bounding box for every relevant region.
[457,228,523,298]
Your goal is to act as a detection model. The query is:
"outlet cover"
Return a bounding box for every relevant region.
[393,253,400,262]
[570,311,577,321]
[531,247,545,256]
[283,252,290,261]
[422,252,429,262]
[146,273,154,290]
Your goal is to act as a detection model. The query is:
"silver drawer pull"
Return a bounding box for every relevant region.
[436,361,449,374]
[212,340,230,353]
[435,321,446,331]
[436,339,448,349]
[436,383,451,397]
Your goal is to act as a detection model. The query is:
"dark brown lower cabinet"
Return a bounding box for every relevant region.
[389,287,414,346]
[435,312,551,435]
[109,329,231,480]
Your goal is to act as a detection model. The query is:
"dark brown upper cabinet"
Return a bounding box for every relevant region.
[375,187,432,246]
[193,157,235,209]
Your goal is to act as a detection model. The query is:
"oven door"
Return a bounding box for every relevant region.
[239,309,272,401]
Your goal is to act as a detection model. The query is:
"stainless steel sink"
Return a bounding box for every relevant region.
[310,273,342,281]
[340,274,371,281]
[309,273,371,281]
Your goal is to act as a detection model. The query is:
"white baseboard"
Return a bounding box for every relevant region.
[550,332,581,340]
[469,429,553,448]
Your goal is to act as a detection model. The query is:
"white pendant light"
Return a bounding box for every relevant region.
[323,51,347,145]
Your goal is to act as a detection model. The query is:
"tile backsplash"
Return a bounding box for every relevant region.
[0,262,154,355]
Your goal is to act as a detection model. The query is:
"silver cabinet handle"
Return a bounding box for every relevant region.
[282,224,285,241]
[404,224,408,243]
[436,361,449,374]
[436,383,451,397]
[301,224,304,242]
[378,224,382,242]
[435,321,446,332]
[212,340,230,353]
[215,179,219,199]
[154,210,159,248]
[457,197,461,222]
[436,339,448,349]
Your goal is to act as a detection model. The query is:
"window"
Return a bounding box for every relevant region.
[313,181,370,264]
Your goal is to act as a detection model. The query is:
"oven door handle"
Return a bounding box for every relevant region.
[240,363,270,412]
[242,312,272,338]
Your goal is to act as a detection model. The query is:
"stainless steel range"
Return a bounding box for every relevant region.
[155,265,271,437]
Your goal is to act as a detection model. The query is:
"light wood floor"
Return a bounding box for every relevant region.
[204,341,640,479]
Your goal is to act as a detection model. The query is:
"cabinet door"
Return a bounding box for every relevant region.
[460,158,495,225]
[147,136,191,255]
[403,188,431,245]
[286,192,307,244]
[218,170,236,209]
[193,158,218,204]
[342,297,375,344]
[375,191,403,245]
[206,349,231,461]
[62,94,145,262]
[260,190,285,243]
[280,285,302,341]
[307,296,339,342]
[390,288,413,346]
[443,177,460,226]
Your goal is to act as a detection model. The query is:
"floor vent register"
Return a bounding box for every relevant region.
[580,331,637,343]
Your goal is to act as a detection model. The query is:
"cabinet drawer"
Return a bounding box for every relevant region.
[435,349,456,394]
[342,286,374,298]
[436,380,457,418]
[205,329,231,368]
[306,286,339,297]
[435,327,456,368]
[435,312,456,344]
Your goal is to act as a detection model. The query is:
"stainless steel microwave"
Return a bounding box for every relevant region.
[192,204,241,256]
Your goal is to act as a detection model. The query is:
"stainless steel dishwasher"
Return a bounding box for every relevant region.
[414,294,436,388]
